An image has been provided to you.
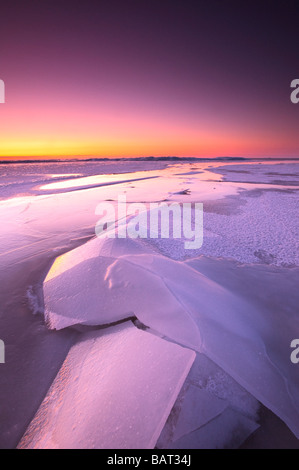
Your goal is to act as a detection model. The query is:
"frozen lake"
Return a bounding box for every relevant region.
[0,158,298,449]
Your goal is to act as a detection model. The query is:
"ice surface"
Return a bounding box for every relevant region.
[162,408,259,449]
[157,351,260,448]
[157,384,228,445]
[209,162,299,186]
[186,352,260,420]
[18,321,195,449]
[43,235,299,438]
[0,160,169,199]
[1,159,299,448]
[43,237,202,350]
[144,188,299,266]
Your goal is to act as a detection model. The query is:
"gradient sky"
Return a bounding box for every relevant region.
[0,0,298,159]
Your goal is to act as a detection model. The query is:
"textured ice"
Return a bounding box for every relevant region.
[43,235,299,438]
[144,190,299,266]
[209,162,299,186]
[186,352,260,420]
[157,385,228,445]
[157,351,260,448]
[18,321,195,449]
[162,408,259,449]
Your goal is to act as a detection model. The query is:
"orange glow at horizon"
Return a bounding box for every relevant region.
[1,104,297,159]
[1,65,298,160]
[1,99,298,159]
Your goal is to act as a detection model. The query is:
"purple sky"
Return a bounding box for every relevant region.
[0,0,298,158]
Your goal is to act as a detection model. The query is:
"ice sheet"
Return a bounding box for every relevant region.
[1,159,299,448]
[163,408,259,449]
[209,162,299,186]
[157,351,260,448]
[43,235,299,438]
[18,321,195,449]
[157,385,228,445]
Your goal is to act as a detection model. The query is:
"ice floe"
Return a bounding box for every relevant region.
[43,235,299,438]
[18,321,195,449]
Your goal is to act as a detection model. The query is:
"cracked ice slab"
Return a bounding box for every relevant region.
[18,321,195,449]
[42,236,299,439]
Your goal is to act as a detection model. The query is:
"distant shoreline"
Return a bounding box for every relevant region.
[0,156,298,165]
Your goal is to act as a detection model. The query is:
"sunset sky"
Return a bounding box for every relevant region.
[0,0,298,159]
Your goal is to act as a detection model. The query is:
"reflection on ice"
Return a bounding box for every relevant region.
[39,172,159,191]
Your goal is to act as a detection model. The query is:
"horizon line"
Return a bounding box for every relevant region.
[1,156,299,165]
